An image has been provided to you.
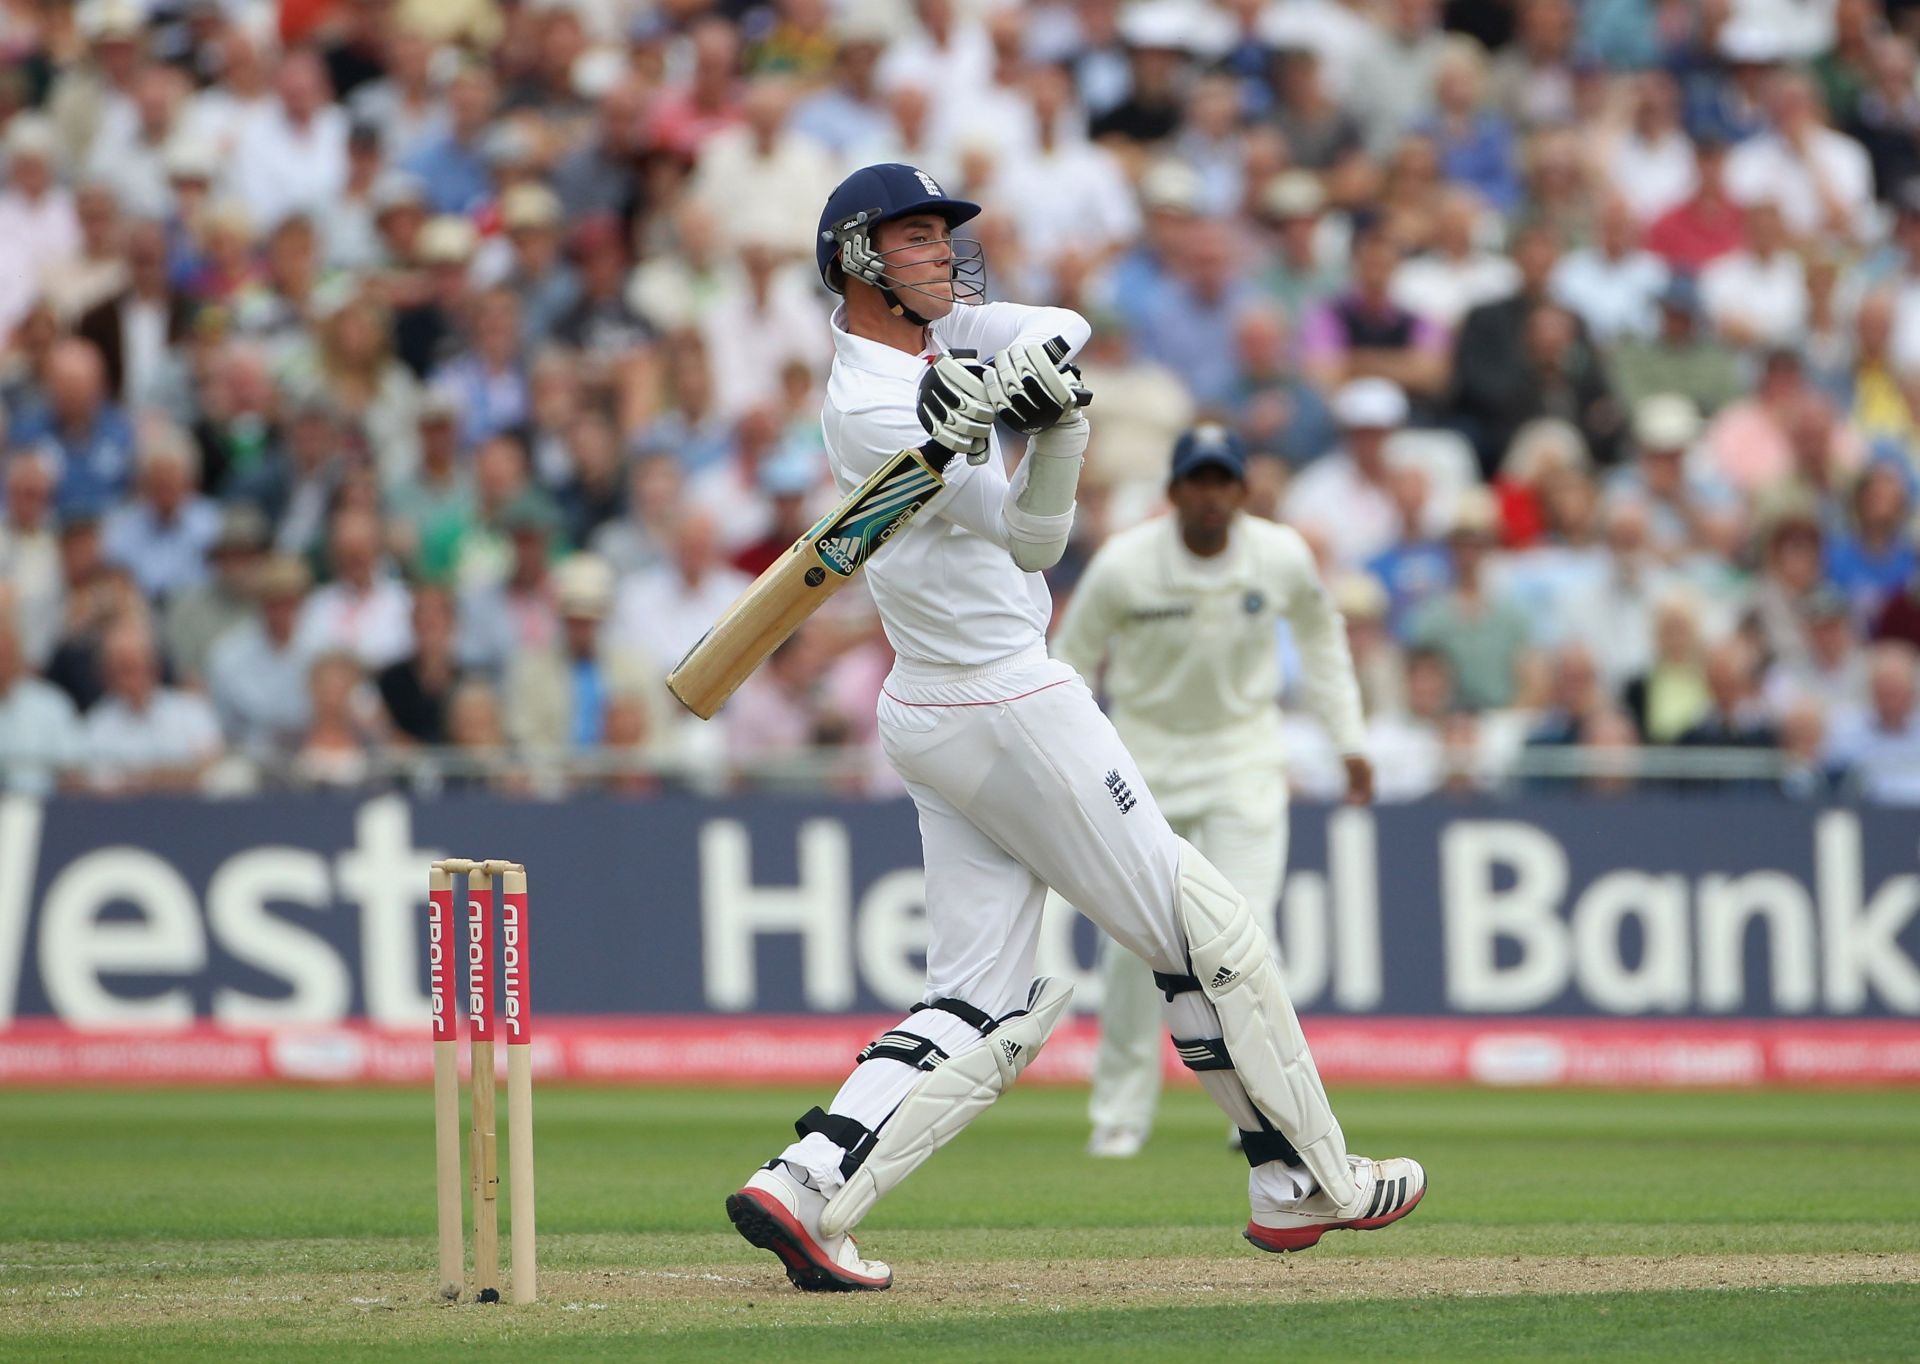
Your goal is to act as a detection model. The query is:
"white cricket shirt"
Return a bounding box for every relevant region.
[1054,513,1367,796]
[821,300,1090,669]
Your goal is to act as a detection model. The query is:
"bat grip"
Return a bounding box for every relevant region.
[1042,335,1093,410]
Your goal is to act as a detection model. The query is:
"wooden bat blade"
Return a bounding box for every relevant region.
[666,446,946,719]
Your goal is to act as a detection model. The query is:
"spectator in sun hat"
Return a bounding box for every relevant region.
[1605,393,1731,558]
[1256,170,1349,320]
[1099,158,1204,330]
[359,170,432,275]
[1285,378,1423,567]
[1408,489,1537,712]
[395,215,479,379]
[162,501,269,688]
[0,116,79,338]
[505,552,655,752]
[489,182,582,345]
[206,553,317,758]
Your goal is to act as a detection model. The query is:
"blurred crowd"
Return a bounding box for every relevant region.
[3,0,1920,802]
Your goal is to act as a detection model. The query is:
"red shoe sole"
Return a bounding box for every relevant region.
[1243,1184,1426,1253]
[726,1186,893,1292]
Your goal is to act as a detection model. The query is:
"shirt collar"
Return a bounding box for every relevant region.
[830,303,936,382]
[1157,514,1252,590]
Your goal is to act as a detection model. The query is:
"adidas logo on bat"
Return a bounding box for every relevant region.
[816,535,859,575]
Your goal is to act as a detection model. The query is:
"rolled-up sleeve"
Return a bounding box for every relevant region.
[935,302,1091,362]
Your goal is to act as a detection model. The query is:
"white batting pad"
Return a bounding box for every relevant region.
[819,976,1074,1238]
[1174,837,1356,1205]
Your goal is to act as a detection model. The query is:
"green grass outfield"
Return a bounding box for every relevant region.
[2,1084,1917,1362]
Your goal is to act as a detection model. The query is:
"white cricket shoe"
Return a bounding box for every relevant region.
[1244,1155,1426,1253]
[726,1163,893,1292]
[1087,1125,1147,1159]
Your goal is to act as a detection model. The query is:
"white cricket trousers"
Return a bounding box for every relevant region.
[777,644,1323,1204]
[1087,771,1287,1136]
[877,647,1191,1012]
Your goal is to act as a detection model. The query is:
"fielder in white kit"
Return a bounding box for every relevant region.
[726,164,1424,1292]
[1055,425,1375,1159]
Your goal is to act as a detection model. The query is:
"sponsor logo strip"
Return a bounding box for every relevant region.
[2,1019,1917,1086]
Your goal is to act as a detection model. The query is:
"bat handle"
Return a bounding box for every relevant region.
[1042,335,1092,410]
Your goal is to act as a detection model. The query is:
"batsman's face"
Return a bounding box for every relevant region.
[873,215,957,317]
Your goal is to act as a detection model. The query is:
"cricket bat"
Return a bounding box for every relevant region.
[666,442,949,718]
[666,337,1083,720]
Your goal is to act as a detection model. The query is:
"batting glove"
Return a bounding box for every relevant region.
[986,341,1079,435]
[916,355,996,465]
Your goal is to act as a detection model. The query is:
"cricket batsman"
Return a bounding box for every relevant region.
[725,164,1424,1292]
[1055,425,1375,1159]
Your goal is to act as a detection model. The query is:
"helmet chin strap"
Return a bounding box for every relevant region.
[882,283,936,328]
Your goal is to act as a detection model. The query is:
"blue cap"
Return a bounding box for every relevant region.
[816,163,981,292]
[1169,424,1247,483]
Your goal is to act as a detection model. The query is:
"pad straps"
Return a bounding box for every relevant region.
[1170,1035,1233,1072]
[794,1105,878,1178]
[807,996,1003,1179]
[911,995,998,1035]
[1238,1115,1305,1169]
[858,1029,950,1071]
[1153,969,1203,1001]
[1169,1033,1307,1170]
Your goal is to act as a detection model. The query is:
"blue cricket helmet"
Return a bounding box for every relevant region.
[815,163,982,294]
